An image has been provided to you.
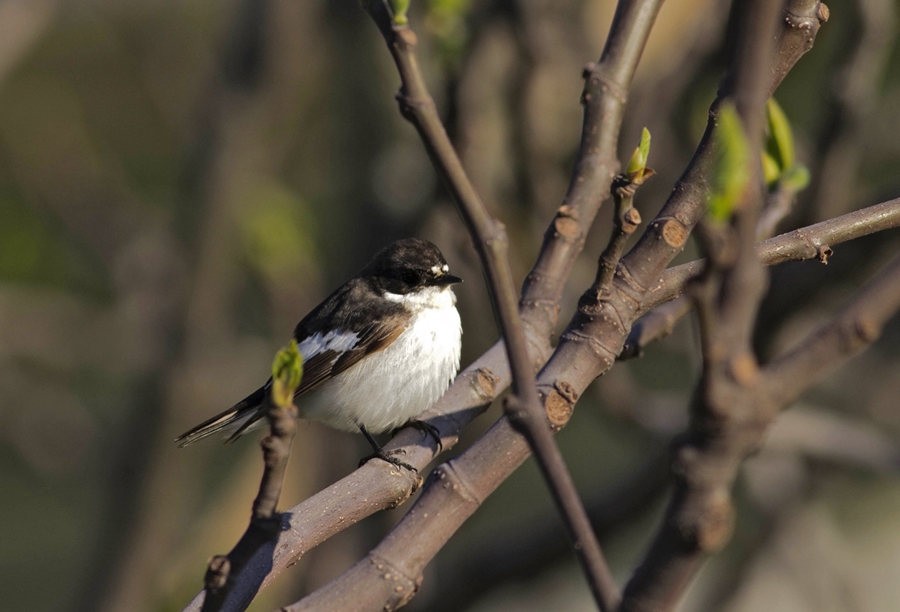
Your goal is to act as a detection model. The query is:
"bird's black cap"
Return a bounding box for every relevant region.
[362,238,462,294]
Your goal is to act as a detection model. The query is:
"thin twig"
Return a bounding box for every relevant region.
[641,197,900,315]
[360,2,618,609]
[619,294,693,360]
[199,399,298,612]
[595,176,646,294]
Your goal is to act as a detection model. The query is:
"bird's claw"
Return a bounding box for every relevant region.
[358,447,417,472]
[401,419,443,453]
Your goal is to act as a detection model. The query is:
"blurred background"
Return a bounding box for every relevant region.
[1,0,900,610]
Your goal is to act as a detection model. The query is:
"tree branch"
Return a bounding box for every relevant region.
[199,398,298,612]
[616,2,821,607]
[519,0,665,342]
[348,1,624,609]
[617,251,900,612]
[641,197,900,314]
[764,254,900,406]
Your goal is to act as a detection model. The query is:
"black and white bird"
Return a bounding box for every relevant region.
[176,238,462,468]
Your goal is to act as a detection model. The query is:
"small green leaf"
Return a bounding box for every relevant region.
[390,0,411,24]
[782,165,810,191]
[761,151,781,186]
[766,97,795,172]
[708,103,750,223]
[626,127,651,179]
[271,340,303,408]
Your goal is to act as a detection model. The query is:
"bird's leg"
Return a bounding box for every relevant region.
[397,419,443,453]
[357,424,417,472]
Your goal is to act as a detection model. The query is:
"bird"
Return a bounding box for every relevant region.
[176,238,462,470]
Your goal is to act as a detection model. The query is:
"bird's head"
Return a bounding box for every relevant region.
[363,238,462,295]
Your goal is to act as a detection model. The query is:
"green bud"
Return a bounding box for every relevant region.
[389,0,411,25]
[271,340,303,408]
[708,103,750,223]
[626,127,652,181]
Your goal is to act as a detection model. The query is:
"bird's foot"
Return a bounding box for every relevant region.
[400,419,443,453]
[358,447,417,472]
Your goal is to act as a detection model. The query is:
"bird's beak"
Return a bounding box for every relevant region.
[431,273,462,286]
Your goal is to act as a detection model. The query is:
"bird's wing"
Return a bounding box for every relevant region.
[221,319,408,442]
[293,319,407,395]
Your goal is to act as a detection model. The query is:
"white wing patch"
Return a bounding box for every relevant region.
[297,329,360,360]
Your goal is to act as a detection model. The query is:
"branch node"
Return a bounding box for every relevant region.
[854,317,881,344]
[660,218,688,248]
[544,381,578,429]
[729,352,759,387]
[204,555,230,592]
[472,367,500,400]
[393,25,418,48]
[816,244,833,264]
[554,214,581,240]
[693,491,735,552]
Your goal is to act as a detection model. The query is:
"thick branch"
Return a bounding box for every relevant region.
[520,0,665,342]
[615,0,826,295]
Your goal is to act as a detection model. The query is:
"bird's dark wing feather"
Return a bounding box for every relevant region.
[293,322,407,395]
[174,385,267,447]
[223,320,407,442]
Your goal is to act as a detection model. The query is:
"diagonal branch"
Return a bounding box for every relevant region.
[357,2,620,609]
[763,254,900,407]
[640,197,900,315]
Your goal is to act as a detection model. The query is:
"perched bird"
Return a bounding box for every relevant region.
[176,238,462,469]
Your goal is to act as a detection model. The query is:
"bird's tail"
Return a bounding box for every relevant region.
[175,385,268,447]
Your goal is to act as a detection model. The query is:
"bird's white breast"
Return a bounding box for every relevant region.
[298,287,461,433]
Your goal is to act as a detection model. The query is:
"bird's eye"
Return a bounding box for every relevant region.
[401,270,419,285]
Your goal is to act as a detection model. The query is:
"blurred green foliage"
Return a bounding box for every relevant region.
[423,0,472,67]
[708,102,750,222]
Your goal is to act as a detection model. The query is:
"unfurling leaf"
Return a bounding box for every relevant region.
[626,127,652,182]
[783,165,810,191]
[390,0,411,25]
[762,151,781,185]
[708,103,750,223]
[766,97,795,172]
[271,340,303,408]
